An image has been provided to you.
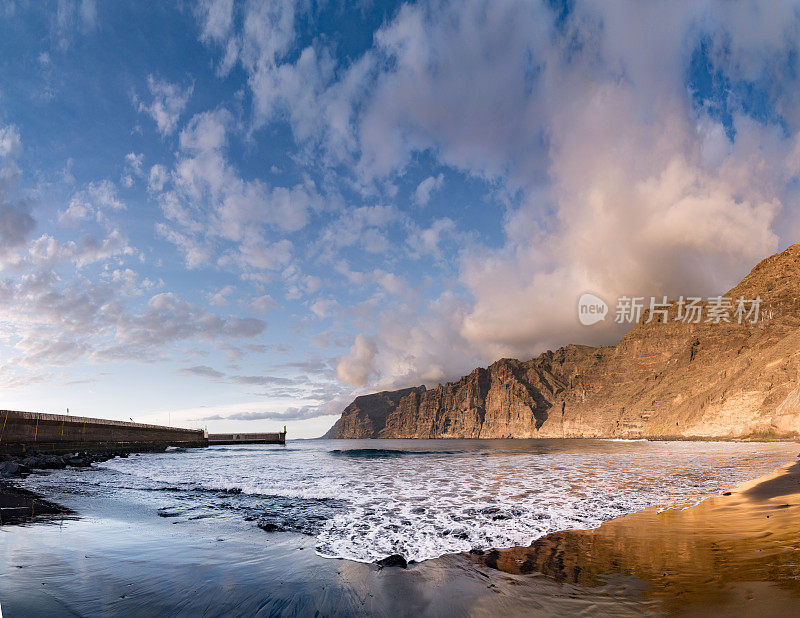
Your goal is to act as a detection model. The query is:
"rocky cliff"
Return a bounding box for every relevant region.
[326,245,800,440]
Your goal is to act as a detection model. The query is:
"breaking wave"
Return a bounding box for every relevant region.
[328,448,464,458]
[21,439,798,564]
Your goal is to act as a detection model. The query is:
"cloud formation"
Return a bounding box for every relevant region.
[153,107,318,275]
[413,174,444,206]
[202,406,322,422]
[4,1,800,435]
[293,0,797,388]
[51,0,97,50]
[137,75,193,136]
[0,125,35,257]
[59,180,125,226]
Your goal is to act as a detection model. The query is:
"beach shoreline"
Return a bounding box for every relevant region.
[0,481,73,525]
[465,456,800,614]
[0,447,142,526]
[1,446,799,616]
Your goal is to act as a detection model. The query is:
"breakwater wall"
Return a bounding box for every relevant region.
[0,410,207,454]
[208,432,286,445]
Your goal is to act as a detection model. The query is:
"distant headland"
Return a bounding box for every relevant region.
[326,245,800,440]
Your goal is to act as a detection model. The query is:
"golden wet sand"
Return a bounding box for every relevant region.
[466,457,800,615]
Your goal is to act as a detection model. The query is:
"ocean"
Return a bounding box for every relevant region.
[19,438,799,564]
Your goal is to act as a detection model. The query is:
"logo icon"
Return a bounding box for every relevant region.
[578,293,608,326]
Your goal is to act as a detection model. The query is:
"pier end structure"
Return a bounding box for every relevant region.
[207,431,286,445]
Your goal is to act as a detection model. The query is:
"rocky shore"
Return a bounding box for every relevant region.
[0,447,133,525]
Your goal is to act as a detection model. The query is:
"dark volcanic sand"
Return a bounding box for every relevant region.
[1,460,800,616]
[0,478,644,617]
[0,482,72,525]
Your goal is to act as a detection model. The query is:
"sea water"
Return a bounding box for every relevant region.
[20,439,799,563]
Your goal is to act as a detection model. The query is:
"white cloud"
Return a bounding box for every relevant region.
[29,229,133,268]
[196,0,234,45]
[309,298,338,319]
[314,205,399,258]
[194,0,362,160]
[376,271,409,296]
[137,75,193,136]
[249,293,277,313]
[174,109,316,236]
[149,108,316,276]
[59,180,125,226]
[0,125,274,389]
[148,164,169,192]
[0,125,35,257]
[155,222,212,269]
[0,125,22,158]
[125,152,144,174]
[122,153,144,188]
[52,0,98,50]
[0,227,254,371]
[406,218,456,258]
[413,173,444,205]
[228,234,293,271]
[15,332,89,367]
[202,405,325,422]
[109,292,266,356]
[110,268,143,297]
[178,108,229,154]
[208,284,236,306]
[336,334,378,386]
[181,364,225,379]
[284,272,324,300]
[8,0,797,401]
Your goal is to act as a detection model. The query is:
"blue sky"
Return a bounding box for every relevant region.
[1,1,799,437]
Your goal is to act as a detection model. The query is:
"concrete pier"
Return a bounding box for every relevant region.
[0,410,207,455]
[208,432,286,445]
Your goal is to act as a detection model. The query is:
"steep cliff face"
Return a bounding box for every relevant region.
[326,245,800,440]
[323,387,425,438]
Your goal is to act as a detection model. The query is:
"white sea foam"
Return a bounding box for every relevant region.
[23,439,799,563]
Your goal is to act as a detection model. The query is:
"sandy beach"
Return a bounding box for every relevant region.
[468,456,800,616]
[0,482,72,526]
[1,447,799,617]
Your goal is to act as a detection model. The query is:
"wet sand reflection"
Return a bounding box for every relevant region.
[468,460,800,614]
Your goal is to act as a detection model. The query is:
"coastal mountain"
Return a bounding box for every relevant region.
[325,245,800,439]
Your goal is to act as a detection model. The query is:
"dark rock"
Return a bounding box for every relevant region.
[0,461,24,478]
[376,554,408,568]
[21,457,40,468]
[46,456,67,469]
